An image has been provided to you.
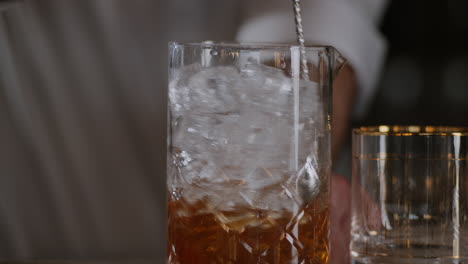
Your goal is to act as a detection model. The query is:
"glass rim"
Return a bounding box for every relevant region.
[353,125,468,136]
[169,41,334,51]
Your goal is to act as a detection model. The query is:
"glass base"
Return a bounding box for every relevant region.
[352,256,468,264]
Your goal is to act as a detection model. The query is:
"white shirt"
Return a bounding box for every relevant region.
[237,0,388,118]
[0,0,386,260]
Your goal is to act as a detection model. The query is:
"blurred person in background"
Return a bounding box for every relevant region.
[363,0,468,127]
[0,0,387,263]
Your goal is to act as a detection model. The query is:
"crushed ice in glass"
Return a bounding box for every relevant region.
[169,61,324,209]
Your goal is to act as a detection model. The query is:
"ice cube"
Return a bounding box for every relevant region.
[169,63,323,198]
[170,65,241,115]
[239,63,292,116]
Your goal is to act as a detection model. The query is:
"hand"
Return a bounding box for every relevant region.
[332,64,357,161]
[330,174,351,264]
[330,173,381,264]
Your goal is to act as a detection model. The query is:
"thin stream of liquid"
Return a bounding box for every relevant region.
[292,0,309,80]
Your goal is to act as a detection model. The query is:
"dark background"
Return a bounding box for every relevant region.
[362,0,468,127]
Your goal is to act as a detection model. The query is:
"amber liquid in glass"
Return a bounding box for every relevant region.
[167,197,328,264]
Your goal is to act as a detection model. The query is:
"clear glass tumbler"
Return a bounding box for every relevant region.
[351,126,468,264]
[167,42,344,264]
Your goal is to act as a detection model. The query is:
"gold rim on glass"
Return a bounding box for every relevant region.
[353,125,468,136]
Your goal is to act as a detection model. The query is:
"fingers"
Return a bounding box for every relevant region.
[330,174,351,264]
